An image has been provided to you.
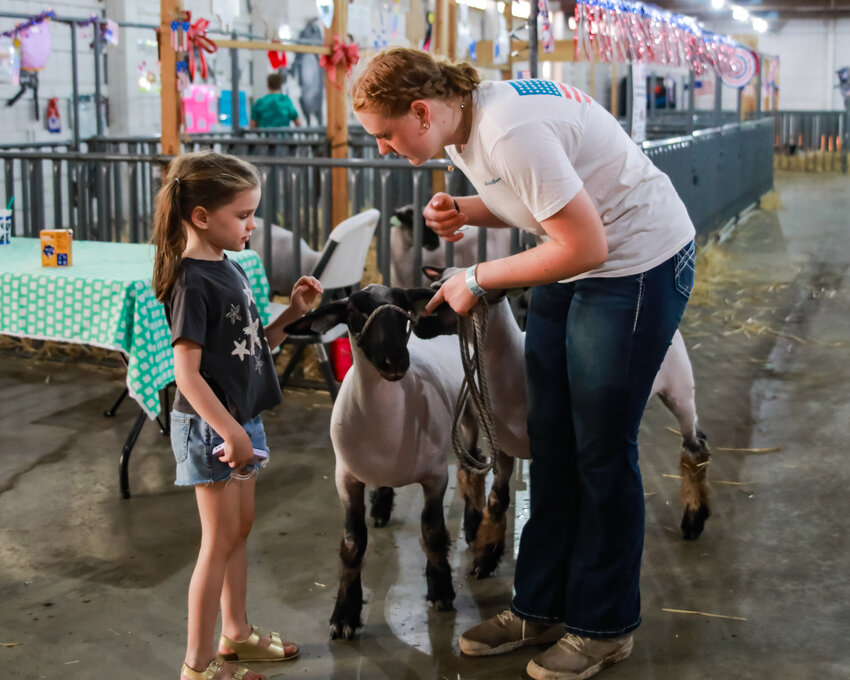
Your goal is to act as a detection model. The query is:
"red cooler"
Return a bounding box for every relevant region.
[329,336,353,381]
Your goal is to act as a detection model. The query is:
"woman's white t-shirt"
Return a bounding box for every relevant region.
[446,80,695,280]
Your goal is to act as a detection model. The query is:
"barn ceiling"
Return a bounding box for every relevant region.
[557,1,850,21]
[607,1,850,21]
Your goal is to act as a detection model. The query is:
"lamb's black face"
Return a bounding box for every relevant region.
[393,205,441,251]
[348,286,415,381]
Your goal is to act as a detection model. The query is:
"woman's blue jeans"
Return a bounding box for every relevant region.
[511,242,694,639]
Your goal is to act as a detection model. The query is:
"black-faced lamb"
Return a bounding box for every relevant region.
[284,284,473,640]
[389,204,513,288]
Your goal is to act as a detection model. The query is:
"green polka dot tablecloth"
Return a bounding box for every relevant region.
[0,238,271,418]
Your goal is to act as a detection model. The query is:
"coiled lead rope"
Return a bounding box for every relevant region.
[452,299,500,476]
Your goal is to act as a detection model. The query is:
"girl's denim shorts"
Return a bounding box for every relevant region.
[170,411,268,486]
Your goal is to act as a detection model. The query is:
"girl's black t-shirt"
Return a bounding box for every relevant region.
[164,256,281,425]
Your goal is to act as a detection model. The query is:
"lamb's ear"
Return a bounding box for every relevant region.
[392,204,414,228]
[284,299,348,335]
[406,287,435,317]
[421,265,446,284]
[406,288,459,339]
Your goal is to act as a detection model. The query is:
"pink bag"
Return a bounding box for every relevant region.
[19,21,51,71]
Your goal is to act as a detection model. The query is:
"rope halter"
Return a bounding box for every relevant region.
[350,303,416,344]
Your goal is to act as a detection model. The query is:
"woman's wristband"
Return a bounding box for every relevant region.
[464,264,486,297]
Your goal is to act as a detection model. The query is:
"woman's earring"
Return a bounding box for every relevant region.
[423,121,430,129]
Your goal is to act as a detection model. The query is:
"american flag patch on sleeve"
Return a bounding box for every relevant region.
[507,80,563,97]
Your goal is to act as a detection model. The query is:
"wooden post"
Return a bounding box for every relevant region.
[407,0,425,46]
[448,0,457,61]
[433,0,449,57]
[734,35,759,122]
[325,1,349,228]
[501,1,513,81]
[432,0,451,196]
[610,61,619,117]
[160,0,182,156]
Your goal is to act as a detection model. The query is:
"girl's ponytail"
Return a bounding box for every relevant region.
[152,172,186,303]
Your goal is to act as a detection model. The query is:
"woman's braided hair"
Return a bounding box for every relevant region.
[351,47,480,117]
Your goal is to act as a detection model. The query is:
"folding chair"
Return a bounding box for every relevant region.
[269,208,380,401]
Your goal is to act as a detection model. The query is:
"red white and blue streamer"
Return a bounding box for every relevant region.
[574,0,742,79]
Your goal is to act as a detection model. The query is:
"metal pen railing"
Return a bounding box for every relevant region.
[641,117,774,238]
[770,110,848,173]
[1,118,774,288]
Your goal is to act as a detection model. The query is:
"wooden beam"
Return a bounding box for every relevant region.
[216,39,330,55]
[160,0,182,156]
[475,38,575,70]
[325,0,349,229]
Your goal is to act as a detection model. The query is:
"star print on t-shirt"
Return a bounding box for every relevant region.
[226,304,241,324]
[242,283,255,306]
[243,317,261,352]
[232,338,250,361]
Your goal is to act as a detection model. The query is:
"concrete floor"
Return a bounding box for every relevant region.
[1,172,849,680]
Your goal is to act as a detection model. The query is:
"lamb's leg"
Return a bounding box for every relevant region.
[471,450,514,578]
[457,464,485,544]
[330,474,368,640]
[369,486,395,528]
[420,477,455,611]
[654,330,712,540]
[679,432,711,540]
[658,389,712,539]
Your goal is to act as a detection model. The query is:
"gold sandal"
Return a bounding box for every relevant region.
[180,657,260,680]
[219,625,299,662]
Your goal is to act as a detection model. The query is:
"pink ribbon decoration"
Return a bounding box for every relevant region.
[184,13,217,81]
[319,36,360,85]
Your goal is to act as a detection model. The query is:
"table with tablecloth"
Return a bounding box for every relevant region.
[0,238,272,496]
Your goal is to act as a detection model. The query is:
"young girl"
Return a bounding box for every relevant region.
[153,150,323,680]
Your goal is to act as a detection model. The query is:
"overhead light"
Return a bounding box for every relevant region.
[731,5,750,21]
[568,16,577,31]
[711,0,725,8]
[512,1,531,19]
[752,17,768,33]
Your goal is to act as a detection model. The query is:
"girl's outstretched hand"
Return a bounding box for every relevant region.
[289,276,323,316]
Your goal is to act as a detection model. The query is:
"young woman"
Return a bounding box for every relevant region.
[352,48,695,680]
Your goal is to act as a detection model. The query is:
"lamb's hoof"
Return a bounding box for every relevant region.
[429,597,456,612]
[329,620,359,640]
[370,487,394,528]
[681,505,711,540]
[329,610,361,640]
[471,542,504,579]
[329,599,362,640]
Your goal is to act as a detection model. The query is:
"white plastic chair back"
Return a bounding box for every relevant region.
[312,208,380,290]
